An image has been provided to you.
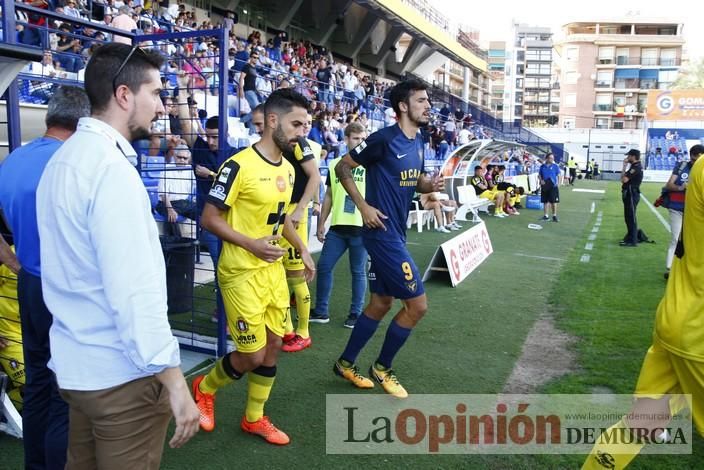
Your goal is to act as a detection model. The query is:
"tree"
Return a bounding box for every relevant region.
[671,59,704,89]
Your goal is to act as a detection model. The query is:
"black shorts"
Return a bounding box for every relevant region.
[541,181,560,204]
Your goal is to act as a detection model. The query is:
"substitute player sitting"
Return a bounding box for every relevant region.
[192,89,315,445]
[332,79,443,399]
[470,165,507,218]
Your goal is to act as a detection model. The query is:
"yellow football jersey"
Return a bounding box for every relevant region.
[655,156,704,360]
[0,248,21,343]
[207,146,294,287]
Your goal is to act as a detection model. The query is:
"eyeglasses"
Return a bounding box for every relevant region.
[112,45,146,95]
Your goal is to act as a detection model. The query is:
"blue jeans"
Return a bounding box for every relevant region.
[244,90,260,111]
[200,228,221,281]
[17,270,68,470]
[314,230,367,318]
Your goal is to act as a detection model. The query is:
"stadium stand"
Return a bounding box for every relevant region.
[0,0,549,371]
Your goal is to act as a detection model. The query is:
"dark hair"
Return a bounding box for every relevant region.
[690,144,704,157]
[390,78,428,117]
[252,103,266,115]
[205,116,219,130]
[45,86,90,130]
[85,43,164,113]
[263,88,310,119]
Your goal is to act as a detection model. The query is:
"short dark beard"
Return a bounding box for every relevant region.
[272,124,293,153]
[129,123,152,141]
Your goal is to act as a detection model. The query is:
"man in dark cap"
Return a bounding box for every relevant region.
[620,148,643,247]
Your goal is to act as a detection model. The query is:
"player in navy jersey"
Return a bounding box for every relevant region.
[332,79,442,398]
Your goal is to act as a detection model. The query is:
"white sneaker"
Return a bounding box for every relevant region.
[451,222,463,229]
[435,226,451,233]
[494,213,507,218]
[448,224,460,231]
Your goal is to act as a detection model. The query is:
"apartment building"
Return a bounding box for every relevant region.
[505,24,557,127]
[556,18,685,129]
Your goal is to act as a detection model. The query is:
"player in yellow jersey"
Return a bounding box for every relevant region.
[191,89,315,445]
[582,153,704,469]
[279,114,321,353]
[0,243,24,410]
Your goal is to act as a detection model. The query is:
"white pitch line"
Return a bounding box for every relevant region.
[580,254,591,263]
[585,243,594,250]
[598,211,603,217]
[641,194,672,233]
[590,202,595,213]
[591,227,600,233]
[588,234,596,241]
[513,253,566,262]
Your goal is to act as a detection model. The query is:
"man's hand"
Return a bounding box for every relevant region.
[166,383,200,448]
[0,336,8,349]
[301,249,316,283]
[316,226,325,243]
[312,203,321,217]
[290,206,304,229]
[195,165,212,178]
[176,71,190,91]
[248,235,286,263]
[167,207,178,223]
[360,203,387,231]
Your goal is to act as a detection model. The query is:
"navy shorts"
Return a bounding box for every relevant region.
[364,238,425,299]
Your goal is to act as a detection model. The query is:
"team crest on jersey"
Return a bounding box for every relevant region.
[405,280,418,293]
[9,359,19,370]
[236,319,249,333]
[595,451,615,469]
[218,166,231,183]
[276,175,287,192]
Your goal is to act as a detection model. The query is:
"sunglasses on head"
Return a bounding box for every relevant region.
[112,45,147,95]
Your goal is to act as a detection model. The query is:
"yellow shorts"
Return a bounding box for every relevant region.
[221,262,290,353]
[635,341,704,435]
[479,190,496,202]
[279,202,309,272]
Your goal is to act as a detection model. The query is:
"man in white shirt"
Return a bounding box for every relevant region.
[156,144,197,222]
[36,43,199,468]
[457,124,472,145]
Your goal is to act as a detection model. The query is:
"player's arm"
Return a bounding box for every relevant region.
[665,170,685,192]
[317,186,332,243]
[291,156,321,228]
[201,161,285,263]
[201,203,285,263]
[282,215,315,282]
[176,72,198,148]
[0,236,19,275]
[335,154,387,230]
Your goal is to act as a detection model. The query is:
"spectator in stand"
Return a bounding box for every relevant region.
[156,144,197,223]
[443,116,456,147]
[457,124,471,146]
[177,74,236,273]
[111,5,137,44]
[63,0,81,18]
[316,58,333,105]
[239,49,261,110]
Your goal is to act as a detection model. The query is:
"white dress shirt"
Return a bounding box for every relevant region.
[37,117,180,391]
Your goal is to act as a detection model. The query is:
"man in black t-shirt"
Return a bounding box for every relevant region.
[239,50,260,111]
[315,59,333,105]
[620,149,644,247]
